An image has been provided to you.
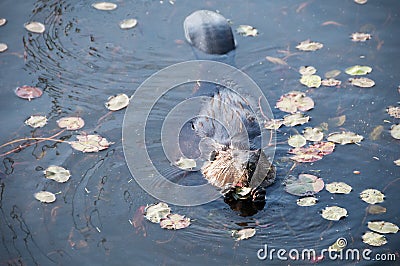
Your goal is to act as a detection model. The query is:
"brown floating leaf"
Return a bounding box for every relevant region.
[236,25,258,36]
[321,206,348,221]
[351,32,371,42]
[349,77,375,88]
[34,191,56,203]
[231,228,256,241]
[289,141,335,163]
[368,221,399,234]
[92,2,117,10]
[265,56,287,66]
[327,131,363,144]
[299,66,317,76]
[300,75,322,88]
[321,78,341,87]
[284,174,324,196]
[276,91,314,114]
[386,106,400,118]
[325,182,352,194]
[57,117,85,130]
[296,40,323,51]
[283,113,310,127]
[70,134,113,152]
[390,124,400,139]
[297,196,318,206]
[360,189,385,204]
[0,43,7,53]
[44,166,71,183]
[15,85,43,100]
[24,22,45,33]
[362,231,387,247]
[160,213,191,230]
[25,115,48,128]
[367,205,387,215]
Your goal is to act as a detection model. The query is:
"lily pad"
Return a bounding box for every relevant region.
[327,131,363,144]
[297,196,318,206]
[300,75,322,88]
[283,113,310,127]
[386,106,400,118]
[299,66,317,76]
[0,43,7,53]
[70,134,113,152]
[366,205,387,215]
[321,206,347,221]
[289,141,335,163]
[44,166,71,183]
[345,65,372,76]
[0,18,6,27]
[15,85,43,100]
[296,40,323,51]
[57,117,85,130]
[328,237,347,252]
[175,157,196,170]
[354,0,368,4]
[24,22,45,33]
[160,213,191,230]
[25,115,47,128]
[105,93,129,111]
[92,2,117,10]
[236,25,258,36]
[119,19,138,29]
[303,127,324,142]
[144,202,171,223]
[34,191,56,203]
[360,189,385,204]
[390,124,400,139]
[325,182,352,194]
[231,228,256,241]
[285,174,324,196]
[362,231,387,247]
[276,91,314,114]
[349,77,375,88]
[351,32,371,42]
[325,69,341,79]
[321,78,341,87]
[368,221,399,234]
[288,135,306,148]
[264,119,284,130]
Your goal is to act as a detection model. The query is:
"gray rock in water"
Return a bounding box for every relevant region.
[183,10,235,55]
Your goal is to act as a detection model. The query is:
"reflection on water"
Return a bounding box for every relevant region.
[0,0,399,265]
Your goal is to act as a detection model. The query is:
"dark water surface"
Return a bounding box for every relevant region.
[0,0,399,265]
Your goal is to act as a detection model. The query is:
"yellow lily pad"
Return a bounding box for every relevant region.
[264,119,284,130]
[296,196,318,206]
[34,191,56,203]
[390,124,400,139]
[360,189,385,204]
[303,127,324,142]
[325,182,352,194]
[44,166,71,183]
[327,131,363,144]
[321,206,347,221]
[105,93,129,111]
[299,66,317,76]
[345,65,372,76]
[288,135,306,148]
[144,202,171,223]
[368,221,399,234]
[300,75,322,88]
[362,231,387,247]
[283,113,310,127]
[231,228,256,241]
[25,115,48,128]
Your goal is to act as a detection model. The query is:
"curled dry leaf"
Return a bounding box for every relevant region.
[362,231,387,247]
[349,77,375,88]
[300,75,322,88]
[360,189,385,204]
[24,22,45,33]
[264,119,284,130]
[0,18,6,27]
[386,106,400,119]
[351,32,371,42]
[57,117,85,130]
[265,56,287,66]
[34,191,56,203]
[303,127,324,142]
[289,141,335,163]
[327,131,363,144]
[144,202,171,223]
[236,25,258,36]
[288,135,306,148]
[321,78,341,87]
[325,182,352,194]
[345,65,372,76]
[321,206,347,221]
[160,213,191,230]
[119,19,138,29]
[175,157,196,170]
[284,174,324,196]
[25,115,47,128]
[297,196,318,206]
[296,40,323,51]
[390,124,400,139]
[299,66,317,76]
[15,85,43,100]
[368,221,399,234]
[325,69,341,79]
[367,205,386,215]
[70,134,113,152]
[0,43,7,53]
[283,113,310,127]
[231,228,256,241]
[44,166,71,183]
[276,91,314,114]
[105,93,129,111]
[92,2,117,10]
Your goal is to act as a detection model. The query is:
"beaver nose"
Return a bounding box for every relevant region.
[183,10,235,55]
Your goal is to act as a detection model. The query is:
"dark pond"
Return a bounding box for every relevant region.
[0,0,399,265]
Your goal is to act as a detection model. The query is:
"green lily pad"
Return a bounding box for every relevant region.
[321,206,347,221]
[362,231,387,247]
[160,213,191,230]
[297,196,318,206]
[288,135,307,148]
[368,221,399,234]
[303,127,324,142]
[345,65,372,76]
[144,202,171,223]
[325,182,352,194]
[44,166,71,183]
[299,66,317,76]
[300,75,322,88]
[327,131,363,144]
[285,174,324,196]
[231,228,256,241]
[360,189,385,204]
